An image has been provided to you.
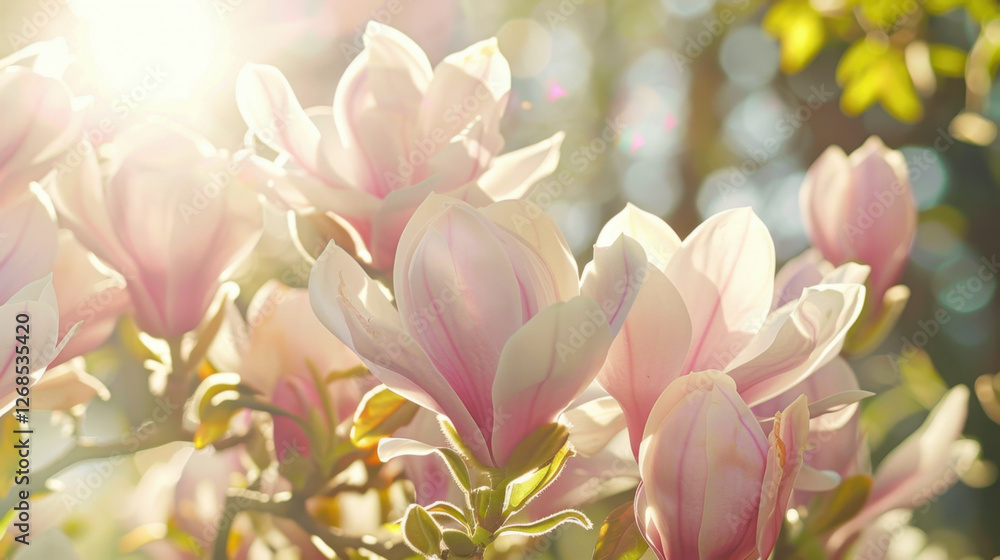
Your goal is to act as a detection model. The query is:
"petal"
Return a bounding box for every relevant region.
[580,234,647,337]
[596,204,682,272]
[726,282,865,407]
[479,199,581,307]
[596,267,692,457]
[478,131,565,200]
[772,249,830,311]
[561,396,627,457]
[106,123,263,336]
[30,357,110,411]
[830,386,971,544]
[845,137,917,299]
[800,145,852,265]
[756,395,810,559]
[0,276,65,415]
[491,296,613,466]
[50,230,130,366]
[0,68,77,202]
[752,356,862,432]
[638,372,766,560]
[0,189,58,304]
[666,208,775,373]
[395,202,524,437]
[363,22,433,118]
[308,242,490,465]
[418,38,511,141]
[45,141,134,272]
[236,63,322,174]
[634,483,668,560]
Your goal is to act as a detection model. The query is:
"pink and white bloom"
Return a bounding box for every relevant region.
[210,280,369,460]
[48,124,264,338]
[636,371,810,560]
[0,39,88,207]
[237,22,564,271]
[801,136,917,304]
[588,204,867,456]
[826,385,975,558]
[309,195,641,467]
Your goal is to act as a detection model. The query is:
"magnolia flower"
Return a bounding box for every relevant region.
[30,357,110,411]
[0,39,87,207]
[826,385,975,558]
[636,371,809,560]
[211,281,369,460]
[589,204,867,456]
[801,137,917,305]
[309,195,641,467]
[1,275,76,415]
[48,125,263,338]
[237,22,564,271]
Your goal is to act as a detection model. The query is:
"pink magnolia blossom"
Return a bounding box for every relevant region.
[0,39,88,207]
[588,204,867,456]
[801,137,917,304]
[48,124,263,338]
[826,385,974,558]
[237,22,564,271]
[636,371,810,560]
[210,281,369,460]
[309,195,641,467]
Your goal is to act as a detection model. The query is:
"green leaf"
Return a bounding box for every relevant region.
[593,501,649,560]
[505,422,570,479]
[401,505,442,557]
[426,501,470,529]
[438,448,472,495]
[189,373,257,449]
[442,530,478,557]
[351,385,420,450]
[806,475,872,535]
[495,509,592,537]
[504,442,574,515]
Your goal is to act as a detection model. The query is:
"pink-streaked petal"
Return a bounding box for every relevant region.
[236,63,322,174]
[801,145,852,264]
[596,267,692,458]
[666,207,775,373]
[51,230,130,366]
[580,234,647,336]
[478,132,565,200]
[772,249,830,311]
[363,22,433,118]
[596,204,682,272]
[308,242,491,465]
[756,395,810,560]
[727,282,865,407]
[561,396,627,457]
[419,38,511,141]
[829,386,972,547]
[480,199,580,308]
[491,296,613,466]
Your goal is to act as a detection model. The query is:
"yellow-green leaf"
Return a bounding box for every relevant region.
[351,385,420,450]
[593,501,649,560]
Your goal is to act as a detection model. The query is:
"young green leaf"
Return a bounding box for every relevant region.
[593,501,649,560]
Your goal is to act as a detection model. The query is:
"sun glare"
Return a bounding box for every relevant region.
[70,0,216,98]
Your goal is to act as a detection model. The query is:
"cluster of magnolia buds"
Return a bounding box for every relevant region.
[0,23,977,560]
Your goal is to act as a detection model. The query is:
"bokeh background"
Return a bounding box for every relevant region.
[2,0,1000,558]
